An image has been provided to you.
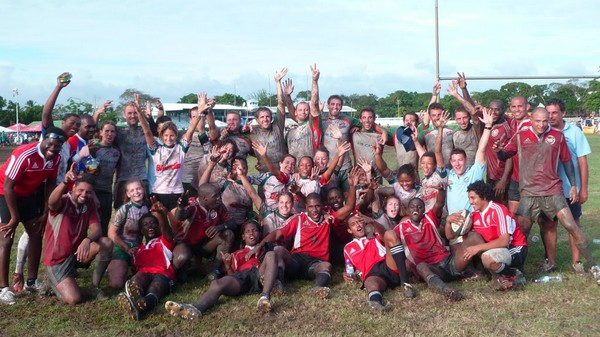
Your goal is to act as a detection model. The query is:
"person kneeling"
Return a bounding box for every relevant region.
[43,166,113,305]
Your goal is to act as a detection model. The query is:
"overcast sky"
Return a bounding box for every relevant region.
[1,0,599,107]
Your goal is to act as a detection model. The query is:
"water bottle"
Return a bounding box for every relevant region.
[60,73,72,83]
[534,275,563,283]
[345,259,355,282]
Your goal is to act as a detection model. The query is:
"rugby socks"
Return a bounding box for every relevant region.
[368,291,383,304]
[144,293,159,311]
[494,263,516,276]
[425,274,447,294]
[92,254,111,288]
[15,233,29,274]
[390,244,409,284]
[315,271,331,287]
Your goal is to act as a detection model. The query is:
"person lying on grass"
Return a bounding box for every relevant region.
[343,213,416,311]
[165,220,282,320]
[117,196,175,320]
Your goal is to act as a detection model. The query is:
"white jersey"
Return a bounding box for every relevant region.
[149,139,189,194]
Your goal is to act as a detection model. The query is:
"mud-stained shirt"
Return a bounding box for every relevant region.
[250,118,285,173]
[116,126,147,181]
[322,116,361,171]
[452,126,478,166]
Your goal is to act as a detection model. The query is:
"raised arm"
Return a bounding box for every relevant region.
[322,141,351,181]
[456,72,474,106]
[310,64,321,117]
[236,168,263,211]
[429,80,441,106]
[198,147,220,186]
[134,94,156,147]
[92,100,113,123]
[154,99,165,118]
[252,141,284,181]
[335,167,359,220]
[283,79,296,120]
[433,111,449,169]
[475,107,494,166]
[149,196,173,242]
[42,72,71,129]
[274,67,288,128]
[182,92,208,144]
[373,142,392,178]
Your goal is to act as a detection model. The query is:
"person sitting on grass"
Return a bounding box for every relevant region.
[165,220,281,320]
[343,214,416,311]
[394,188,467,301]
[117,196,175,320]
[171,183,237,282]
[245,170,358,300]
[43,164,113,305]
[452,181,527,291]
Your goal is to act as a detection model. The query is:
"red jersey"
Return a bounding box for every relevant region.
[507,118,531,182]
[394,210,449,266]
[43,194,99,266]
[502,126,570,197]
[279,210,338,261]
[178,201,231,245]
[133,235,175,280]
[486,118,513,181]
[0,142,60,196]
[344,234,391,281]
[230,246,265,272]
[471,201,527,247]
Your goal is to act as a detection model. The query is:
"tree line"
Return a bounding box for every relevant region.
[1,80,599,126]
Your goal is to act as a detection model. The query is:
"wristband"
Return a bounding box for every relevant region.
[85,236,95,243]
[484,126,492,130]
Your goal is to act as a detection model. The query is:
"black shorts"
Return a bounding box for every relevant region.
[431,253,465,282]
[507,179,520,202]
[0,191,44,224]
[286,253,323,280]
[509,245,528,272]
[364,260,401,288]
[232,267,262,294]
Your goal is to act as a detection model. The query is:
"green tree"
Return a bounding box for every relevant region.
[471,89,506,108]
[56,98,94,116]
[249,89,277,106]
[499,82,532,100]
[584,80,600,113]
[295,90,311,102]
[178,93,197,103]
[214,93,245,106]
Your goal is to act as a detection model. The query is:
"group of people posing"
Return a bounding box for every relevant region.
[0,67,598,320]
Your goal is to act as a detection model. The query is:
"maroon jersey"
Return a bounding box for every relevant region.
[394,210,449,266]
[0,142,60,196]
[133,235,175,280]
[507,118,531,182]
[471,201,527,247]
[486,118,513,181]
[43,194,99,266]
[177,201,231,245]
[279,210,337,261]
[502,126,570,197]
[344,234,390,281]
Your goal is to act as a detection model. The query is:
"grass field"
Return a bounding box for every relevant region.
[1,136,600,337]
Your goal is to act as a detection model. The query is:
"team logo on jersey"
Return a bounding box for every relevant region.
[545,135,556,145]
[491,129,499,137]
[46,161,54,169]
[209,210,217,220]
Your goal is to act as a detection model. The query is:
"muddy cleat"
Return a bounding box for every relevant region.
[92,287,108,301]
[540,259,557,274]
[368,300,386,311]
[442,288,465,301]
[402,282,417,299]
[310,286,331,299]
[257,295,272,313]
[572,261,586,277]
[125,280,146,311]
[271,280,285,297]
[495,275,516,291]
[513,270,527,288]
[165,301,202,320]
[24,279,45,293]
[118,292,140,321]
[590,265,600,285]
[0,287,16,305]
